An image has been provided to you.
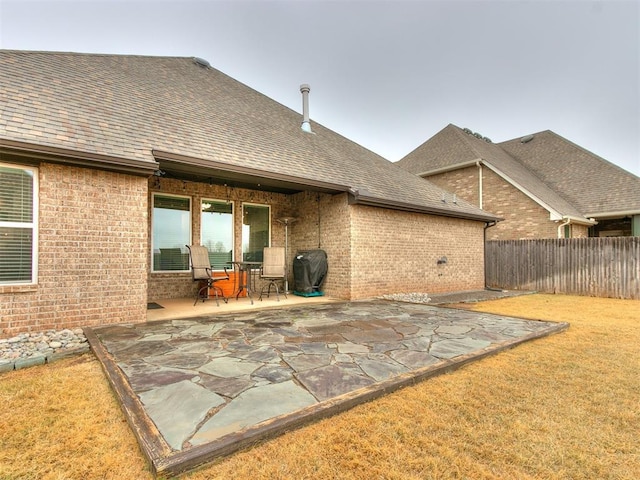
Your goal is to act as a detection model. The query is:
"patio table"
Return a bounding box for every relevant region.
[229,261,262,305]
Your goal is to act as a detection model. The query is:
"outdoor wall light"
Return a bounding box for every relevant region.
[437,256,448,265]
[152,169,165,189]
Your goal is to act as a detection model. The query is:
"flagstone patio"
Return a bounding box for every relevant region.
[85,298,567,478]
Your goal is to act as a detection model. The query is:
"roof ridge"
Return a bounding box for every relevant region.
[0,49,196,61]
[446,125,484,158]
[499,129,553,144]
[450,124,503,160]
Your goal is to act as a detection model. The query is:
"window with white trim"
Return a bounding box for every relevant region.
[0,163,38,284]
[241,203,270,262]
[152,193,191,271]
[201,199,233,270]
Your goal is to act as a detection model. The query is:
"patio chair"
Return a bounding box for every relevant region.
[259,246,287,301]
[186,244,230,306]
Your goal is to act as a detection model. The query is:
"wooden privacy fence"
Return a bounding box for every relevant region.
[485,237,640,300]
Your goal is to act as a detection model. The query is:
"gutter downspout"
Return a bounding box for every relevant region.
[557,217,571,238]
[476,160,483,209]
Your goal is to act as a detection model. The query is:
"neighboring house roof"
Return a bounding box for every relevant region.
[0,50,498,223]
[397,124,640,222]
[499,131,640,218]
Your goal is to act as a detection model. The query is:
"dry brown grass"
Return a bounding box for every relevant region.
[1,294,638,480]
[0,355,150,480]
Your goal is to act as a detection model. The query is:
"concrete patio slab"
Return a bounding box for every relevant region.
[85,297,566,478]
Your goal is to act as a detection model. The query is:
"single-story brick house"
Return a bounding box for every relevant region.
[0,51,498,337]
[396,124,640,240]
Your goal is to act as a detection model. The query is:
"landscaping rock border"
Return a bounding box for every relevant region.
[0,329,90,372]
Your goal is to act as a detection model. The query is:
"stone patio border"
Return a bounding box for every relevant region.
[85,305,568,478]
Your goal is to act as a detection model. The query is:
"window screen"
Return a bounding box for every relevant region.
[242,204,270,262]
[0,165,36,284]
[201,199,233,270]
[152,194,191,271]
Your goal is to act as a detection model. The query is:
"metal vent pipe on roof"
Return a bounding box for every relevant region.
[300,84,312,133]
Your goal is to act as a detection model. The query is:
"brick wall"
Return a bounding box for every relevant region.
[147,178,293,301]
[572,224,589,238]
[289,192,351,298]
[145,182,488,303]
[145,179,493,303]
[286,192,486,300]
[428,166,480,206]
[0,163,148,337]
[349,205,486,298]
[428,167,582,240]
[481,168,559,239]
[0,162,492,338]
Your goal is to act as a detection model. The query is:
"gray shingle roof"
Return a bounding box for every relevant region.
[0,50,497,222]
[499,131,640,216]
[396,124,480,173]
[397,124,640,219]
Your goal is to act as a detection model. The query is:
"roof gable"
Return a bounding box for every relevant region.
[396,124,481,174]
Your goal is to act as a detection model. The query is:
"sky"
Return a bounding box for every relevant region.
[1,0,639,176]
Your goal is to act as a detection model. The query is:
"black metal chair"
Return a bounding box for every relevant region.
[186,245,229,306]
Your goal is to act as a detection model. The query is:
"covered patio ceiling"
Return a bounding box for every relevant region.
[153,149,348,195]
